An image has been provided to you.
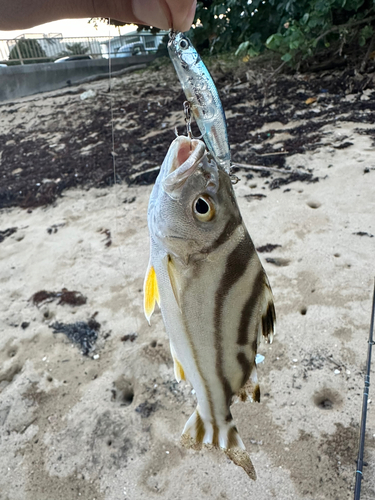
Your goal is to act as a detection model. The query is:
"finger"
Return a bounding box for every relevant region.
[132,0,196,31]
[166,0,196,32]
[132,0,171,30]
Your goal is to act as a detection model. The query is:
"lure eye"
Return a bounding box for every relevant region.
[193,196,215,222]
[179,39,189,50]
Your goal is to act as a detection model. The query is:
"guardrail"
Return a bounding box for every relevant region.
[0,32,167,65]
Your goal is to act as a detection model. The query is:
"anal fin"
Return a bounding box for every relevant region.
[237,363,260,403]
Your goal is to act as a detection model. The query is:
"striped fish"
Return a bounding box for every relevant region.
[144,135,275,479]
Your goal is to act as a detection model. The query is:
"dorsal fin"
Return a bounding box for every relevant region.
[261,278,276,343]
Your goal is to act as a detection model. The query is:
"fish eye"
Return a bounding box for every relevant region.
[193,196,215,222]
[179,39,189,50]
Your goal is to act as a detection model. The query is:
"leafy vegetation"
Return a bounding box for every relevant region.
[91,0,375,67]
[191,0,375,66]
[57,42,89,59]
[8,39,50,65]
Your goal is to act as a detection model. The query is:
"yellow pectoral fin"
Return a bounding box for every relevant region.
[144,264,160,324]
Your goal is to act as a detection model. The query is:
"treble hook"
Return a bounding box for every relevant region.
[183,101,204,140]
[183,101,193,139]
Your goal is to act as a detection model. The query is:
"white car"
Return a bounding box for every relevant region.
[54,55,92,63]
[115,42,146,58]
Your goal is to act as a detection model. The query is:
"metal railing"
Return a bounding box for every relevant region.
[0,32,167,65]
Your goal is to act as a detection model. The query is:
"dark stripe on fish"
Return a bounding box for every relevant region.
[252,338,258,356]
[216,235,254,307]
[237,352,252,388]
[214,235,254,406]
[222,377,234,409]
[212,423,220,447]
[201,217,241,255]
[237,269,264,346]
[196,411,206,443]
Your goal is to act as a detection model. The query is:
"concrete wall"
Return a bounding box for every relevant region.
[0,54,160,102]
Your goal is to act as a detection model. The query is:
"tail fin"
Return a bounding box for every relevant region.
[180,408,256,480]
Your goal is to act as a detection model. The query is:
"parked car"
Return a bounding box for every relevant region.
[54,55,92,63]
[115,42,146,58]
[0,63,7,67]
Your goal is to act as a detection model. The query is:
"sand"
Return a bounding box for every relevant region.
[0,65,375,500]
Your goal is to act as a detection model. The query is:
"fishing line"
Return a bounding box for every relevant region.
[108,18,125,276]
[108,19,141,334]
[108,19,117,189]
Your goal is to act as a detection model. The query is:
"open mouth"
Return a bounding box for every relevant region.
[163,136,206,195]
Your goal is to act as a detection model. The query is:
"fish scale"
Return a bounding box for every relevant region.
[144,136,275,479]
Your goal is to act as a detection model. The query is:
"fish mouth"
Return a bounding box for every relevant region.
[162,136,206,196]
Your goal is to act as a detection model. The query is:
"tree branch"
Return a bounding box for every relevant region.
[360,33,375,72]
[314,14,375,46]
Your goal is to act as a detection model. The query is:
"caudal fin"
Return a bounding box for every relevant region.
[180,408,256,480]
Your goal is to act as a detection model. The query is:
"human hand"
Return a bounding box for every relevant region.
[127,0,197,32]
[0,0,197,33]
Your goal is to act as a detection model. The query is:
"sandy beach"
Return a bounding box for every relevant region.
[0,62,375,500]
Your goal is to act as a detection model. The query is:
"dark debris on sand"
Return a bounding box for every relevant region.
[0,227,17,242]
[121,333,138,342]
[31,288,87,306]
[257,243,282,253]
[135,401,158,418]
[353,231,374,238]
[50,318,100,355]
[0,64,374,210]
[269,172,320,190]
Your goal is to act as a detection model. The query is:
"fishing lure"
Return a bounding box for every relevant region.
[168,31,231,174]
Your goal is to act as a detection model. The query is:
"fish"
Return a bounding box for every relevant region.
[144,135,275,479]
[168,31,231,174]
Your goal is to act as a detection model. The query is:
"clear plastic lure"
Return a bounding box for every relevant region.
[168,31,231,174]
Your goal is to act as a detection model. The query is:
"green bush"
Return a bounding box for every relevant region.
[189,0,375,64]
[91,1,375,65]
[8,39,50,65]
[57,42,89,58]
